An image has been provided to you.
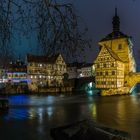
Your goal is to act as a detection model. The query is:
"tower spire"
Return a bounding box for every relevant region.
[112,7,120,32]
[115,7,117,16]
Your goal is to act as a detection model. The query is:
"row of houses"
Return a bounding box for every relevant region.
[0,53,94,92]
[2,9,136,95]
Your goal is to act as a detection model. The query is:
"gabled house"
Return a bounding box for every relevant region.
[27,53,67,91]
[94,45,124,89]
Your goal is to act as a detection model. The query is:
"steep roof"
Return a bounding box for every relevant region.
[100,8,129,42]
[99,31,129,42]
[104,45,124,62]
[27,54,60,64]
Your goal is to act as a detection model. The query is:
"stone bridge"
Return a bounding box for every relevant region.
[125,72,140,92]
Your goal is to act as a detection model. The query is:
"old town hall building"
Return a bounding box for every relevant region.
[94,9,136,95]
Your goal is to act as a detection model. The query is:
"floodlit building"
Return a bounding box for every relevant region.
[94,9,136,95]
[0,68,7,83]
[67,63,78,79]
[77,63,94,78]
[67,62,95,79]
[7,60,28,84]
[27,54,67,91]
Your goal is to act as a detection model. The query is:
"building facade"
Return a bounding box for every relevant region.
[27,54,67,91]
[94,9,136,95]
[7,60,27,84]
[67,63,95,79]
[67,63,78,79]
[77,63,94,78]
[95,45,124,89]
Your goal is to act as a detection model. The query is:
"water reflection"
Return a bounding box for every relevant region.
[8,95,30,105]
[28,108,36,119]
[2,95,58,122]
[88,104,97,120]
[46,107,53,119]
[1,94,140,139]
[86,89,100,96]
[4,108,29,121]
[38,108,43,124]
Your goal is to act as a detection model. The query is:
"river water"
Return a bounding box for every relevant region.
[0,92,140,140]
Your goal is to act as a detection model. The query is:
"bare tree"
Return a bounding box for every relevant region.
[0,0,12,67]
[0,0,30,67]
[20,0,91,62]
[0,0,91,63]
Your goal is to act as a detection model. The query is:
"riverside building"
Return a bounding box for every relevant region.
[94,9,136,95]
[27,54,67,92]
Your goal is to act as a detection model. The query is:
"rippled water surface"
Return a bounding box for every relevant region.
[0,93,140,140]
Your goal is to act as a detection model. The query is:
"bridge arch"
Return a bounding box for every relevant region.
[130,83,140,95]
[125,72,140,93]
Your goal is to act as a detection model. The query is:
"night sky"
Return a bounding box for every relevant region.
[16,0,140,68]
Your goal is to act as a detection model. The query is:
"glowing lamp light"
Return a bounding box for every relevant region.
[79,73,83,77]
[89,82,93,88]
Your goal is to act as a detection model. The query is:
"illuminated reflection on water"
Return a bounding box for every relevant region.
[1,93,140,139]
